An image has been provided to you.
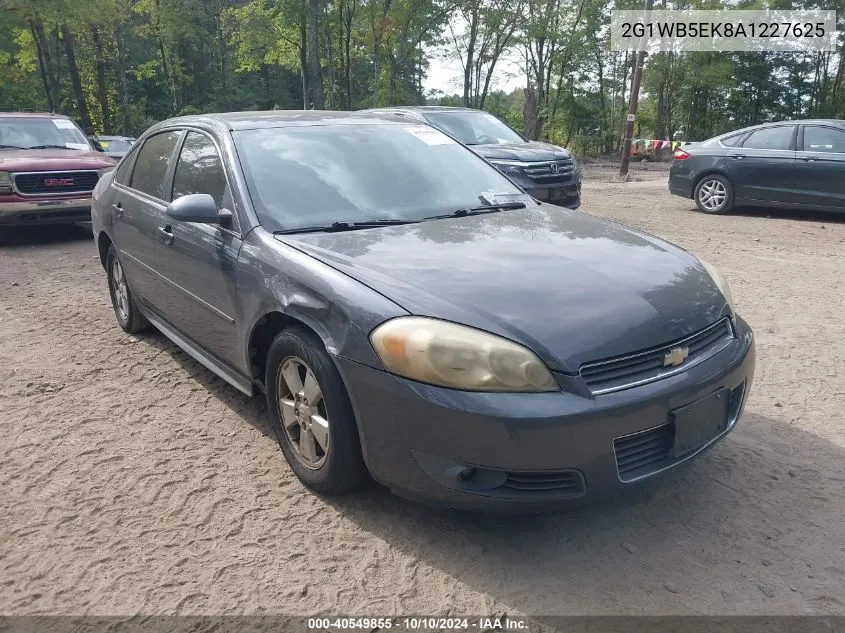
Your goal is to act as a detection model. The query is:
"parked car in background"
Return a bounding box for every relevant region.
[362,106,582,209]
[669,119,845,214]
[92,135,136,160]
[0,112,116,226]
[92,110,753,512]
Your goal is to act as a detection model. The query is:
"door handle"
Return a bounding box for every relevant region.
[731,155,745,160]
[800,156,815,162]
[158,225,174,246]
[112,202,123,217]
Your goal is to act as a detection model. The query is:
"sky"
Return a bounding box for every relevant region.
[421,30,527,97]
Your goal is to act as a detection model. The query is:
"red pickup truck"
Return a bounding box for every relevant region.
[0,112,117,226]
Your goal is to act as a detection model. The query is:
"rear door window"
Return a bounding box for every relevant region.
[130,131,182,200]
[741,126,794,151]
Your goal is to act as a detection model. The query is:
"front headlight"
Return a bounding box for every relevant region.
[0,171,11,194]
[370,317,559,392]
[699,259,734,311]
[489,160,525,176]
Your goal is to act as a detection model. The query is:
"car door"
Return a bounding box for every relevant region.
[111,130,183,306]
[153,130,244,369]
[731,125,797,204]
[793,124,845,210]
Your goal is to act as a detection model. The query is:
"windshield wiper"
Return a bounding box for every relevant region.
[0,144,27,150]
[422,201,527,221]
[28,144,76,150]
[274,218,417,235]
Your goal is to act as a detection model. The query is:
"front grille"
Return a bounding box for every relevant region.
[499,469,585,495]
[613,381,746,482]
[14,171,99,195]
[523,159,576,185]
[614,424,675,482]
[580,318,734,395]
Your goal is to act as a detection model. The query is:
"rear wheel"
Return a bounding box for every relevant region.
[265,327,369,494]
[106,245,148,333]
[694,174,734,214]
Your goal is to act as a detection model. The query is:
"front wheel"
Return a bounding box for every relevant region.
[265,327,369,495]
[694,174,734,214]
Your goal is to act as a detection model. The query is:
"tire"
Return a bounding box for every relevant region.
[106,244,149,334]
[694,174,735,214]
[265,326,369,495]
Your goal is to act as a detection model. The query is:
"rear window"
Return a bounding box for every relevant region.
[99,138,133,153]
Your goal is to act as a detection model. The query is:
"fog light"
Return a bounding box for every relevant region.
[458,466,477,481]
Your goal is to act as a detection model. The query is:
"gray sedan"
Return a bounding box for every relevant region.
[91,111,755,512]
[669,119,845,214]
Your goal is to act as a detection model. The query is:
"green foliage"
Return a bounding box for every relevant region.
[226,0,304,72]
[0,0,842,149]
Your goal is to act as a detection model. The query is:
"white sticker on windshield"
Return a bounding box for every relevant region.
[480,191,527,205]
[407,126,456,145]
[65,142,89,150]
[52,119,77,130]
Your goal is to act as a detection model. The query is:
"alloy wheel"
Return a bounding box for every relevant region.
[276,356,330,469]
[698,179,727,211]
[111,259,130,322]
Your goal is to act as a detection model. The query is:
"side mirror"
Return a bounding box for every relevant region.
[92,140,105,152]
[166,193,232,226]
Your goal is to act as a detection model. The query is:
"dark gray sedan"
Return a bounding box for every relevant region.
[669,119,845,214]
[91,111,754,512]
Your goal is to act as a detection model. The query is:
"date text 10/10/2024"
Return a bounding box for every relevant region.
[307,617,530,630]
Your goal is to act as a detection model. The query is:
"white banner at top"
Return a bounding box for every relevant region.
[610,9,839,52]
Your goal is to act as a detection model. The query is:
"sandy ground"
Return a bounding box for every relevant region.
[1,162,844,618]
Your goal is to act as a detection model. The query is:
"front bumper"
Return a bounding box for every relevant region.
[0,196,93,225]
[524,180,581,209]
[506,171,582,209]
[336,317,755,512]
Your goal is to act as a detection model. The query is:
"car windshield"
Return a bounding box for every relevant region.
[233,123,527,232]
[423,111,525,146]
[0,117,91,150]
[99,138,133,152]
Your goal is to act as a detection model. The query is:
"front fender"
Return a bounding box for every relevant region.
[236,228,409,373]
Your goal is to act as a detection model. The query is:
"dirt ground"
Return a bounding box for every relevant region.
[1,161,844,618]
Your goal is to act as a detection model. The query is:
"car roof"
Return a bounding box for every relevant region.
[150,110,413,133]
[0,112,72,119]
[722,119,845,136]
[365,106,479,114]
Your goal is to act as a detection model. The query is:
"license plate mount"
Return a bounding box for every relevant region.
[671,388,731,458]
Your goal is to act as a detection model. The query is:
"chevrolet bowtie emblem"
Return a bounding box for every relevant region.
[664,346,689,367]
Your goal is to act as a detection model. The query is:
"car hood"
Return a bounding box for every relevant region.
[471,141,572,162]
[0,148,116,172]
[276,206,728,373]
